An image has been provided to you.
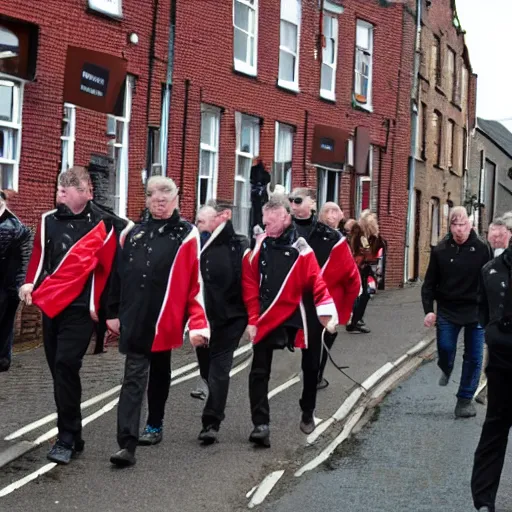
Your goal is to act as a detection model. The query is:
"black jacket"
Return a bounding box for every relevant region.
[108,210,193,354]
[421,230,492,325]
[201,221,249,329]
[478,248,512,354]
[0,208,32,296]
[293,215,341,267]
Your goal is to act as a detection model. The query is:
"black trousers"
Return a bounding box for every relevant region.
[117,350,171,452]
[93,307,108,354]
[43,307,94,445]
[199,318,246,428]
[0,292,19,364]
[249,324,322,426]
[471,361,512,511]
[318,331,338,383]
[351,266,371,325]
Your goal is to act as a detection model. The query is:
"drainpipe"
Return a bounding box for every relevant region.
[404,0,422,282]
[159,0,177,177]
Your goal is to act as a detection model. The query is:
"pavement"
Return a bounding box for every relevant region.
[0,284,432,511]
[261,351,512,512]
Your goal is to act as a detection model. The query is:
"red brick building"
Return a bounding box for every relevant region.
[2,0,423,342]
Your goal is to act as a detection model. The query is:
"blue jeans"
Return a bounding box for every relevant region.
[436,314,484,400]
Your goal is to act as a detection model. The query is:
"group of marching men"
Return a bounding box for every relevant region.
[16,166,361,468]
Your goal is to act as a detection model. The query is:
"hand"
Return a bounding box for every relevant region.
[90,311,99,322]
[19,284,34,306]
[246,325,257,343]
[424,313,436,328]
[190,334,207,348]
[319,315,337,333]
[106,318,120,335]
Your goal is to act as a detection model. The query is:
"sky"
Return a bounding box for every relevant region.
[457,0,512,131]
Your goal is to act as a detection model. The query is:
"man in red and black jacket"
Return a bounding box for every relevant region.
[20,167,121,465]
[243,195,337,447]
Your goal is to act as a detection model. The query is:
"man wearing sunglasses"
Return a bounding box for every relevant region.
[288,188,360,394]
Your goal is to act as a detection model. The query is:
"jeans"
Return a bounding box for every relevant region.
[436,314,484,400]
[471,361,512,511]
[351,266,371,326]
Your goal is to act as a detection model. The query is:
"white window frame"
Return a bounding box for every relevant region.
[278,0,301,92]
[430,197,440,246]
[107,75,133,218]
[234,112,260,235]
[233,0,258,77]
[198,105,221,209]
[0,77,23,191]
[60,103,76,173]
[274,122,293,193]
[446,119,454,170]
[354,20,374,111]
[317,167,340,207]
[320,10,339,101]
[356,146,374,218]
[148,126,162,177]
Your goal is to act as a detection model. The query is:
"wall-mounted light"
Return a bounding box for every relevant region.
[128,33,139,45]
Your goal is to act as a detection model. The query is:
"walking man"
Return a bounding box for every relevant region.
[19,167,119,464]
[0,190,31,371]
[422,206,492,418]
[288,188,360,392]
[197,200,249,444]
[471,217,512,511]
[108,176,209,467]
[243,195,337,447]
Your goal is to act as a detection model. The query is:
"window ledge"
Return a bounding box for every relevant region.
[450,100,462,112]
[435,85,446,97]
[319,92,336,104]
[233,67,258,81]
[277,80,300,94]
[433,163,444,171]
[352,101,373,114]
[233,62,257,78]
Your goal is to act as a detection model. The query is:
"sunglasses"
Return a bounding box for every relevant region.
[289,197,303,205]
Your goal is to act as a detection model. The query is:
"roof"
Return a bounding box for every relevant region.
[476,118,512,159]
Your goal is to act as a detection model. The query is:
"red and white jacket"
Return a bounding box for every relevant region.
[242,234,337,347]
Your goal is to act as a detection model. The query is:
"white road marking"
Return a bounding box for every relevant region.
[5,344,253,441]
[246,485,258,499]
[0,463,57,497]
[360,362,394,391]
[248,470,285,508]
[230,358,252,377]
[268,375,300,399]
[295,406,366,477]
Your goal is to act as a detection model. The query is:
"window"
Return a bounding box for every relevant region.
[320,11,338,100]
[419,25,429,78]
[274,122,293,192]
[461,65,468,111]
[431,35,441,87]
[415,102,426,160]
[198,105,220,208]
[107,75,133,218]
[462,127,468,171]
[432,110,442,166]
[317,168,339,207]
[356,146,375,218]
[233,0,258,76]
[60,103,76,173]
[0,78,23,191]
[278,0,301,90]
[446,48,455,100]
[354,20,373,108]
[148,127,162,177]
[234,113,260,235]
[430,197,440,246]
[483,159,496,220]
[446,119,454,169]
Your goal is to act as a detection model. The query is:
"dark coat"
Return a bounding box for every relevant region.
[421,230,492,325]
[200,221,249,329]
[0,208,31,296]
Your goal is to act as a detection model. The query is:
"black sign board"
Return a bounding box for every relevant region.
[80,63,109,98]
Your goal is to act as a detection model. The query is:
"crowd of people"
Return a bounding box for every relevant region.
[0,166,385,467]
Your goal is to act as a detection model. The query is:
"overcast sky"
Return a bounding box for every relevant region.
[457,0,512,130]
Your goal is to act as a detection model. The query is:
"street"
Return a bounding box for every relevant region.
[261,357,512,512]
[0,286,435,511]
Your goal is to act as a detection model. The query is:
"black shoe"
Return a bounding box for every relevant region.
[74,435,85,453]
[477,507,492,512]
[249,425,270,447]
[198,425,219,445]
[346,323,371,334]
[300,413,315,435]
[110,448,136,467]
[47,440,74,465]
[0,358,10,372]
[454,398,477,418]
[317,377,329,390]
[138,425,163,446]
